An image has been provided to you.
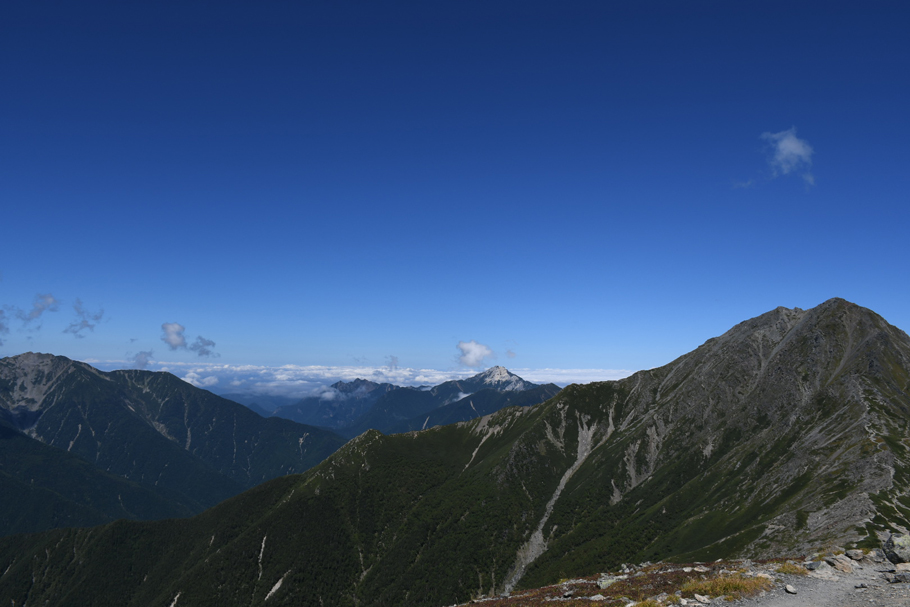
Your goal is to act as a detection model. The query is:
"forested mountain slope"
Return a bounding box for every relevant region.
[2,299,908,607]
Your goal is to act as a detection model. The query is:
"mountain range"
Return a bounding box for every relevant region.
[0,354,346,535]
[0,357,552,537]
[254,366,560,438]
[2,298,908,606]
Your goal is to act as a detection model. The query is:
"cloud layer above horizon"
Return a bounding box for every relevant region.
[85,359,635,397]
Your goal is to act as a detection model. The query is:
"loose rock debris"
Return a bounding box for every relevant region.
[453,546,910,607]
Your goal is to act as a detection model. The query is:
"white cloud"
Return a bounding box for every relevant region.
[160,323,218,357]
[189,335,217,358]
[130,350,154,369]
[315,386,341,401]
[161,322,187,350]
[63,299,104,338]
[17,293,60,323]
[183,372,219,388]
[761,127,814,184]
[457,340,493,367]
[87,360,638,398]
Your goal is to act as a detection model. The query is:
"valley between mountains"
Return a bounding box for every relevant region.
[1,297,910,607]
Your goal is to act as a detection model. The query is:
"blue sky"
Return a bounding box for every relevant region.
[2,1,908,395]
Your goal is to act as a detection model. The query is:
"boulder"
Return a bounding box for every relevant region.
[885,534,910,564]
[824,555,854,573]
[845,549,864,560]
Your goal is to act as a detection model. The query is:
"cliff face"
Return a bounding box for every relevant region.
[1,298,909,607]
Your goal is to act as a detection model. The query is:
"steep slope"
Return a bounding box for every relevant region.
[0,354,347,528]
[0,419,194,535]
[386,383,562,434]
[2,298,909,607]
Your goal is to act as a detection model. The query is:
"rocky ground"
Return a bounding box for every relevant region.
[451,546,910,607]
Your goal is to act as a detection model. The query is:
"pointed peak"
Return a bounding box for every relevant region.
[465,366,535,392]
[478,366,512,380]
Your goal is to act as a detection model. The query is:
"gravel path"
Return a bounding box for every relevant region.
[735,563,910,607]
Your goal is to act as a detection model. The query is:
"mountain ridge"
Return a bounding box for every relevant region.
[1,298,908,606]
[0,353,346,535]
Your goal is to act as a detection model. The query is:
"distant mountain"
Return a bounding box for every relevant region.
[266,366,556,438]
[7,299,908,606]
[270,378,398,428]
[386,383,562,434]
[0,354,346,535]
[219,393,299,416]
[336,366,558,438]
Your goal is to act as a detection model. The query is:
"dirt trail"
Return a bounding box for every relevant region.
[738,564,910,607]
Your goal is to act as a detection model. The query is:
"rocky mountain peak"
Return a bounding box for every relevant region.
[469,366,534,392]
[0,352,87,413]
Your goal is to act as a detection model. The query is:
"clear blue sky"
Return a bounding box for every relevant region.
[2,1,908,394]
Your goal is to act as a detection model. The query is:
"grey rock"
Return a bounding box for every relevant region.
[891,572,910,583]
[846,549,865,560]
[785,585,797,594]
[885,534,910,564]
[597,574,626,589]
[825,555,854,573]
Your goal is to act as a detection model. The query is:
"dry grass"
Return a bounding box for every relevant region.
[635,601,662,607]
[775,562,809,575]
[681,574,773,600]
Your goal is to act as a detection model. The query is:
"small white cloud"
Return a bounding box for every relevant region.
[183,372,219,388]
[18,293,60,324]
[189,335,218,358]
[161,322,187,350]
[315,386,341,401]
[64,299,104,338]
[506,349,517,359]
[130,350,154,369]
[760,127,814,184]
[457,340,494,367]
[386,355,399,370]
[732,179,755,189]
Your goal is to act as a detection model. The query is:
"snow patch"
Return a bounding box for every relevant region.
[168,592,181,607]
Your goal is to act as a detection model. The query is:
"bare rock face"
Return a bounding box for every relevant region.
[884,534,910,563]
